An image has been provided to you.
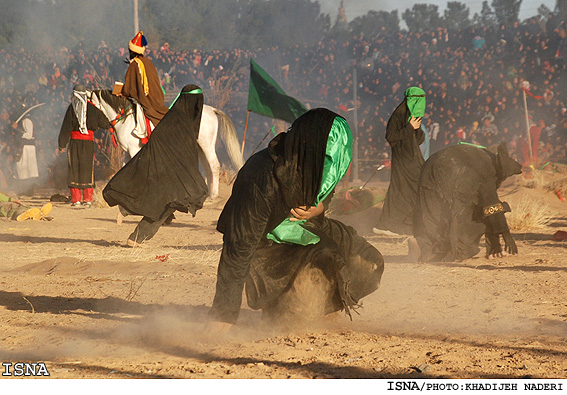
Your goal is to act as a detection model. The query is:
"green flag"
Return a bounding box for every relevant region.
[248,59,307,123]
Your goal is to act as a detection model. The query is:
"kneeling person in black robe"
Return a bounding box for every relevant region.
[103,85,209,246]
[413,142,522,262]
[208,108,384,328]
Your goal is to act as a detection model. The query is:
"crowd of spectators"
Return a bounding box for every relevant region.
[1,12,567,193]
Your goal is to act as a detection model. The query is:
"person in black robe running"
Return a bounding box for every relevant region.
[208,108,384,333]
[413,142,522,262]
[103,84,209,246]
[374,87,426,237]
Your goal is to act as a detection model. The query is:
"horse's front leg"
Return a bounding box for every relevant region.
[127,138,143,160]
[198,147,219,199]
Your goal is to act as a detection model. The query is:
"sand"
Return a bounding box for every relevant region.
[1,174,567,379]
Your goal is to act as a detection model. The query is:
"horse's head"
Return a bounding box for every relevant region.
[90,90,133,122]
[87,89,101,109]
[88,89,141,157]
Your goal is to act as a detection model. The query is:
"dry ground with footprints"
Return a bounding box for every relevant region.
[1,170,567,379]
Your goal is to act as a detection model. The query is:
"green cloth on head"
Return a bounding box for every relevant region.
[457,141,487,149]
[404,87,426,119]
[168,88,203,109]
[267,116,353,246]
[316,116,353,204]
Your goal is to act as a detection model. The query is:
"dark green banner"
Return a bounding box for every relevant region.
[248,59,307,123]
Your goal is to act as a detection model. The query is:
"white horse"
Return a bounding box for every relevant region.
[88,89,244,199]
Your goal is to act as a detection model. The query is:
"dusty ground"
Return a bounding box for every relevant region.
[1,174,567,380]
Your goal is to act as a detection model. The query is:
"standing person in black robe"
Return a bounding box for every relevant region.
[59,84,110,207]
[103,84,208,247]
[414,142,522,262]
[207,108,384,332]
[374,87,426,237]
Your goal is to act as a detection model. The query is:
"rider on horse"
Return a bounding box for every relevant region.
[116,31,168,142]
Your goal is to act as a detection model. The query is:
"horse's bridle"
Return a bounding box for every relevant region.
[109,104,133,127]
[89,91,133,148]
[107,104,133,148]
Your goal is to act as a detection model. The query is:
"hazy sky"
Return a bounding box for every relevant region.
[319,0,557,22]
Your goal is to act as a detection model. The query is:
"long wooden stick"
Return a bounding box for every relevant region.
[250,129,272,157]
[241,110,250,155]
[522,89,533,163]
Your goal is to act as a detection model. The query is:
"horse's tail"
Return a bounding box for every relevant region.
[212,107,245,170]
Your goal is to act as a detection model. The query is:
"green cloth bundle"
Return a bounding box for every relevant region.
[267,116,353,245]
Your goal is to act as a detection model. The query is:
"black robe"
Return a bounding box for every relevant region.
[376,99,425,235]
[58,102,110,189]
[209,109,384,324]
[413,143,522,262]
[103,84,208,221]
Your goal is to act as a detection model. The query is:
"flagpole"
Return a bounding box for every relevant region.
[241,110,250,155]
[133,0,139,33]
[231,127,272,185]
[249,128,273,158]
[522,86,533,163]
[352,66,359,182]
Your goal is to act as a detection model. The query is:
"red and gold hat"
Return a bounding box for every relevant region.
[128,31,147,54]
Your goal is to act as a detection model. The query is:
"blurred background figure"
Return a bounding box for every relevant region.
[12,115,39,195]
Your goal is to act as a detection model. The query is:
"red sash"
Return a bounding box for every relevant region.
[71,130,94,140]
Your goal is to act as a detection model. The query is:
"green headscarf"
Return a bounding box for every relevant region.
[404,87,426,119]
[316,116,353,205]
[168,88,203,109]
[267,116,353,245]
